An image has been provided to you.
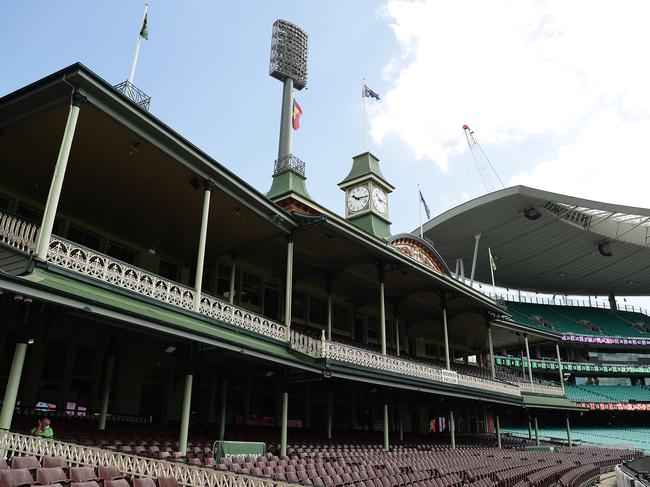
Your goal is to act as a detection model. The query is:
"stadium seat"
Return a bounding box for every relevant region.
[10,457,40,474]
[69,468,98,484]
[0,469,34,487]
[35,468,68,486]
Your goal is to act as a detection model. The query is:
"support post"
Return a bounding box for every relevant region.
[524,335,534,386]
[0,342,28,430]
[379,265,386,355]
[555,342,565,392]
[229,254,237,304]
[443,306,451,370]
[280,380,289,457]
[394,301,400,357]
[527,418,532,439]
[326,278,333,341]
[179,374,193,456]
[326,388,333,440]
[495,415,502,449]
[533,416,540,446]
[219,376,228,440]
[278,78,294,160]
[284,234,294,340]
[383,403,389,451]
[98,355,115,431]
[449,409,456,450]
[193,181,214,311]
[487,323,496,380]
[469,233,482,287]
[565,414,572,447]
[35,90,86,259]
[398,407,404,442]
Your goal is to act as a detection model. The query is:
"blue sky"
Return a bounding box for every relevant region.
[4,1,650,307]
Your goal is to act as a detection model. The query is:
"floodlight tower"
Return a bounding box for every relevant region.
[267,19,310,201]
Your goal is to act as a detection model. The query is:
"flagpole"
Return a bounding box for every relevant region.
[362,79,367,152]
[418,184,423,238]
[488,247,496,296]
[128,3,148,85]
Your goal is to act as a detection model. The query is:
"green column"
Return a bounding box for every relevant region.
[533,416,540,446]
[219,376,228,440]
[566,415,572,447]
[383,403,389,451]
[229,255,237,304]
[192,181,214,311]
[179,374,193,456]
[98,356,115,431]
[284,235,294,340]
[35,90,85,260]
[495,415,501,449]
[326,389,333,440]
[556,343,565,392]
[443,307,450,370]
[528,418,532,439]
[524,335,534,385]
[280,389,289,457]
[0,342,28,430]
[487,324,496,380]
[449,409,456,450]
[326,278,333,341]
[379,267,386,355]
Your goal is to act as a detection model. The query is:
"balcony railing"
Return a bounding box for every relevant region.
[0,210,564,399]
[274,153,305,176]
[113,80,151,111]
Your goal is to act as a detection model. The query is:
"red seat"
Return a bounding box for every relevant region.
[70,482,100,487]
[157,478,180,487]
[97,467,123,482]
[10,458,40,473]
[133,478,157,487]
[35,468,68,486]
[70,468,98,484]
[0,469,34,487]
[104,480,130,487]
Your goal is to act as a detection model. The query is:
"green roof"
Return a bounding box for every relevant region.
[522,393,587,411]
[338,152,394,189]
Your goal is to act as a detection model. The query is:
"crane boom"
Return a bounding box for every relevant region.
[463,124,505,194]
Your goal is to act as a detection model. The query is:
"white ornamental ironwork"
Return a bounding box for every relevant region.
[0,211,559,399]
[0,430,292,487]
[519,382,565,397]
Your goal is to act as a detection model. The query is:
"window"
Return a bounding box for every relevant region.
[67,225,102,251]
[332,303,348,332]
[16,204,42,223]
[106,240,138,265]
[73,345,95,377]
[217,263,233,299]
[241,271,261,308]
[309,296,327,326]
[366,314,378,340]
[292,290,306,321]
[189,262,214,292]
[424,343,436,357]
[158,260,178,281]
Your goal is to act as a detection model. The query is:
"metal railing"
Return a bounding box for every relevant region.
[0,430,291,487]
[113,80,151,111]
[0,211,560,400]
[274,154,305,176]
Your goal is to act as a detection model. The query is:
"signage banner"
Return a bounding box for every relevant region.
[214,441,266,461]
[578,402,650,411]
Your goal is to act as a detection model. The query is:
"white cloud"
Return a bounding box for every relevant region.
[374,0,650,180]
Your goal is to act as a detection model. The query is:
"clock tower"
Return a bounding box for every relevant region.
[338,151,394,239]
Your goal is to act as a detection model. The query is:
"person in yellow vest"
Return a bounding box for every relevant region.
[31,418,54,438]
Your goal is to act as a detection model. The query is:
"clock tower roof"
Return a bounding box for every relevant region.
[338,151,394,191]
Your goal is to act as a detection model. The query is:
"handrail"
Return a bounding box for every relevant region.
[0,430,291,487]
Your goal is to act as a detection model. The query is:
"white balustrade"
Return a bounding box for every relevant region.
[518,382,565,397]
[0,430,291,487]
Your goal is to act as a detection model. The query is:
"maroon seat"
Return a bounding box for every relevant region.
[0,469,34,487]
[104,480,130,487]
[0,462,7,471]
[203,458,216,467]
[133,478,157,487]
[69,468,98,484]
[97,467,123,481]
[36,468,68,486]
[157,478,180,487]
[10,458,40,474]
[70,482,100,487]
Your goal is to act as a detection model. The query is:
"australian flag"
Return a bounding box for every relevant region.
[363,84,380,100]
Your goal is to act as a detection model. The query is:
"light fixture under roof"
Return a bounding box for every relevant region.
[523,207,541,221]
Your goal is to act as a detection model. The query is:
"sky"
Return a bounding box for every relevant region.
[2,1,650,306]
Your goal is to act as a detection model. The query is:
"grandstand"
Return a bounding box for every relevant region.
[0,26,646,487]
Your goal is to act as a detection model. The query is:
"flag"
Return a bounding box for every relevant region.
[363,84,380,100]
[140,12,149,40]
[489,248,497,271]
[292,99,302,130]
[419,190,431,219]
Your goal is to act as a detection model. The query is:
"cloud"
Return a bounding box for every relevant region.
[373,1,650,176]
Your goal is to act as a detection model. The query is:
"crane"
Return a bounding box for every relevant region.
[463,124,505,194]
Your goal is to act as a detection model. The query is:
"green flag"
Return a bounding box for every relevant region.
[140,12,149,40]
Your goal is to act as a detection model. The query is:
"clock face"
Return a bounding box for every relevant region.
[347,185,370,212]
[371,186,388,214]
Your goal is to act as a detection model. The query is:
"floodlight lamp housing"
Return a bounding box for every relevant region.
[269,19,309,90]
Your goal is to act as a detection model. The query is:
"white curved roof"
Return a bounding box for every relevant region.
[420,186,650,295]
